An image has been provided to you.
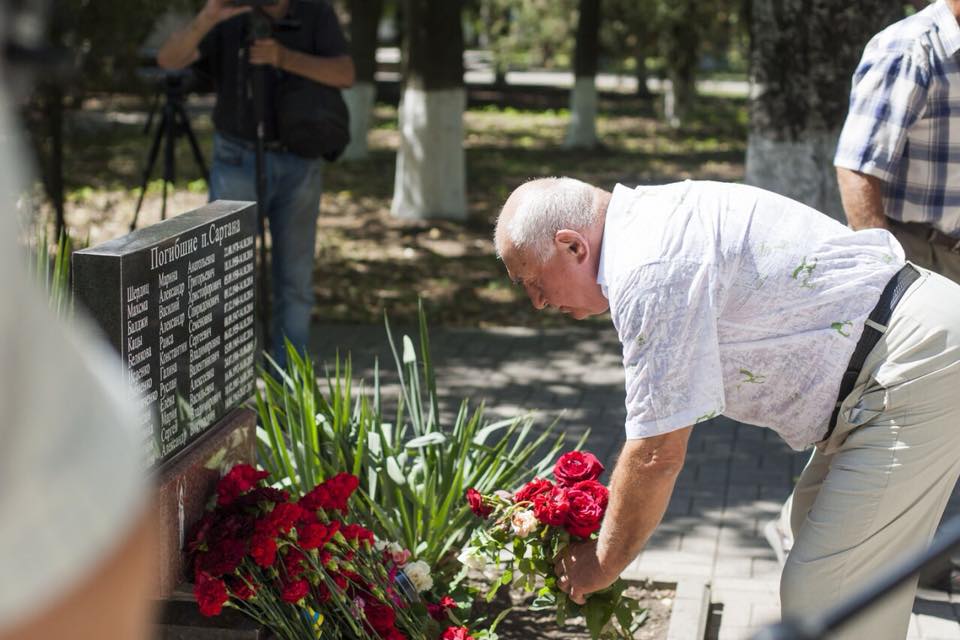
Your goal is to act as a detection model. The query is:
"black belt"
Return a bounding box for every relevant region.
[824,263,921,440]
[220,132,287,153]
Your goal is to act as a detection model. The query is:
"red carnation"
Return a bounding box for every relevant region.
[217,464,270,506]
[298,521,335,550]
[532,485,570,526]
[233,485,290,510]
[514,477,554,504]
[364,599,397,633]
[198,537,246,577]
[564,488,604,538]
[265,502,303,535]
[428,595,457,621]
[440,626,475,640]
[332,572,349,590]
[249,533,277,567]
[572,479,609,510]
[195,573,229,617]
[186,513,215,554]
[465,488,492,518]
[553,451,604,486]
[340,523,375,548]
[283,548,308,579]
[225,573,257,601]
[300,473,359,513]
[316,581,332,603]
[281,578,310,603]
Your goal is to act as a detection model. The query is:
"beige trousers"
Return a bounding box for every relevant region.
[779,267,960,639]
[889,222,960,285]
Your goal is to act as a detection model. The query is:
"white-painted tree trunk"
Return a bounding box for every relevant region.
[745,129,846,223]
[564,76,598,148]
[663,80,680,129]
[391,86,467,220]
[341,81,376,161]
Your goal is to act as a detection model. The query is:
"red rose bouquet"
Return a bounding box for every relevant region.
[460,452,646,639]
[188,464,430,640]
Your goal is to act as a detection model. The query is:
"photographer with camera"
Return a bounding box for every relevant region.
[157,0,354,367]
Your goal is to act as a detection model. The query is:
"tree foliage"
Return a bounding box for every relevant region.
[749,0,903,139]
[52,0,195,97]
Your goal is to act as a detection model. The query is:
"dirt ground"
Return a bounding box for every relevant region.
[479,580,675,640]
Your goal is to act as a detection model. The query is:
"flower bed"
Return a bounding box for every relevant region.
[478,580,674,640]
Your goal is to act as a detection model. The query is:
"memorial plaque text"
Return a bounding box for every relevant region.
[73,201,258,467]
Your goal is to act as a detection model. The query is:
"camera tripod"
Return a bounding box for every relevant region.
[129,72,209,231]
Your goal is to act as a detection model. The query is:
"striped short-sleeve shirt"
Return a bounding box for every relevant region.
[834,0,960,238]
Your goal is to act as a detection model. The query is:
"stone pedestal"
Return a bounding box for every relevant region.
[156,595,268,639]
[154,406,257,598]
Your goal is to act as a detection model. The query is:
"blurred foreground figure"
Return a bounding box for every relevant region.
[0,5,155,640]
[496,177,960,639]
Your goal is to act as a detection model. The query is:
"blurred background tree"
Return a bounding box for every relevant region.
[390,0,467,220]
[745,0,903,219]
[28,0,192,236]
[564,0,601,149]
[342,0,385,160]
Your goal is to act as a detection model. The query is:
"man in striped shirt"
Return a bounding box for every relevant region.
[834,0,960,283]
[825,0,960,595]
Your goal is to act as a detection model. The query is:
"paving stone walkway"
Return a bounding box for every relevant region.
[310,322,960,640]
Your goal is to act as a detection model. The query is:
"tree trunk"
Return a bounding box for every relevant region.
[564,0,600,148]
[38,84,66,239]
[659,1,699,127]
[391,0,466,220]
[746,0,902,220]
[634,52,653,98]
[343,0,384,161]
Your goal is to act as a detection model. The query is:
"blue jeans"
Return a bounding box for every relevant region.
[209,132,324,368]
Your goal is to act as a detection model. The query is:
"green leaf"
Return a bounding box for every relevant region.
[254,301,580,583]
[530,590,556,610]
[404,432,447,448]
[402,335,417,365]
[488,606,514,633]
[584,600,610,640]
[499,569,513,588]
[385,455,406,485]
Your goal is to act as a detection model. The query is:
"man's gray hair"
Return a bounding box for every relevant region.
[496,177,597,263]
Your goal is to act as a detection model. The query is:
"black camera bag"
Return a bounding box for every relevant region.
[277,73,350,162]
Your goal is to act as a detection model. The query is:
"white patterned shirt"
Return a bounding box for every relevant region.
[834,0,960,238]
[598,181,904,450]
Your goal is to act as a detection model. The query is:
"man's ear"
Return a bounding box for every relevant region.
[554,229,589,263]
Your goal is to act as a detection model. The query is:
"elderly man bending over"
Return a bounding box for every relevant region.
[494,177,960,639]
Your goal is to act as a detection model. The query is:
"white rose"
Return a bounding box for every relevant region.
[403,560,434,593]
[457,546,487,571]
[510,508,539,538]
[387,542,404,555]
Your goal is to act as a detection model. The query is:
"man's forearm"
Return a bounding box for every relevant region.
[836,167,889,231]
[157,13,216,70]
[595,429,690,575]
[280,51,355,88]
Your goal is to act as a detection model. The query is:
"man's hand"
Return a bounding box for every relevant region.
[553,430,691,606]
[157,0,249,70]
[250,38,286,68]
[199,0,251,26]
[554,539,619,605]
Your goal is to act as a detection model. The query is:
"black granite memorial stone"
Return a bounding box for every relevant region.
[73,201,258,468]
